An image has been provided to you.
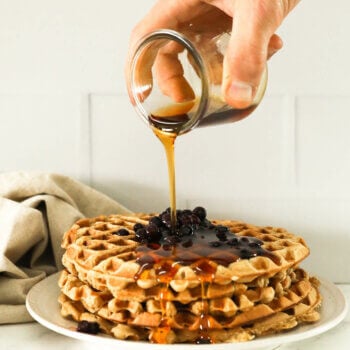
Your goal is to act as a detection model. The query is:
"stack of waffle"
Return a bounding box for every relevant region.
[58,211,321,344]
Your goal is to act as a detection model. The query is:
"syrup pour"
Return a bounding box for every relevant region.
[151,101,197,233]
[153,127,177,233]
[149,125,180,343]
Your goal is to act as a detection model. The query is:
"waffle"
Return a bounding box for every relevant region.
[59,212,320,344]
[61,214,310,293]
[59,267,313,328]
[59,267,306,311]
[58,277,321,343]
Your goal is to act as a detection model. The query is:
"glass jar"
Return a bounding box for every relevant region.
[127,28,267,135]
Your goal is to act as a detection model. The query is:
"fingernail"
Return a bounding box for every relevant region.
[229,81,253,103]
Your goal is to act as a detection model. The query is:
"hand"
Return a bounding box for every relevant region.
[127,0,300,109]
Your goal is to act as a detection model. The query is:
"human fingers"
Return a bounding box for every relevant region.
[222,0,298,108]
[126,0,204,105]
[154,41,195,103]
[267,34,283,59]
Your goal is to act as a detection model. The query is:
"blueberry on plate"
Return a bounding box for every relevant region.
[77,320,100,334]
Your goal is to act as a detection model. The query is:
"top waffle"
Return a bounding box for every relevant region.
[61,210,310,295]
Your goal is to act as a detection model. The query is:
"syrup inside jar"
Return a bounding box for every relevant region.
[128,29,267,135]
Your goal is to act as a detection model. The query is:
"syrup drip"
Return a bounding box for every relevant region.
[196,281,213,344]
[151,282,172,344]
[153,127,177,233]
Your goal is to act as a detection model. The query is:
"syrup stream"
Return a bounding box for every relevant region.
[153,128,177,233]
[151,125,215,343]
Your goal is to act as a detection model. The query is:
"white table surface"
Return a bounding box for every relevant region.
[1,285,349,350]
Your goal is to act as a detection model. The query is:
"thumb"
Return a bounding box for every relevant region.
[222,0,284,108]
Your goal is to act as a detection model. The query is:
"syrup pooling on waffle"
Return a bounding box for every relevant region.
[59,208,317,344]
[134,207,279,269]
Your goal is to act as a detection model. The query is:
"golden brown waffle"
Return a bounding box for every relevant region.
[59,267,305,311]
[61,214,310,294]
[59,212,319,344]
[58,268,314,329]
[58,278,321,343]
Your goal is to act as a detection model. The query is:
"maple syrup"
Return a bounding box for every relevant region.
[128,29,268,135]
[149,98,257,134]
[152,127,177,232]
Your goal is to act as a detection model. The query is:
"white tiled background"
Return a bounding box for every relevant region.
[1,0,350,282]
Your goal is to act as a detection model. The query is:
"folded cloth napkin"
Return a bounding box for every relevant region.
[0,172,130,324]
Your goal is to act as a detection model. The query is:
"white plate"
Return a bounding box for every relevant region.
[26,272,347,350]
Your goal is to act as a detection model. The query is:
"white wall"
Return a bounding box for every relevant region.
[1,0,350,282]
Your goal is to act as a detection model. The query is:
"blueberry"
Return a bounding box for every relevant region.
[216,231,228,241]
[114,228,129,236]
[164,235,180,245]
[176,230,184,238]
[191,214,201,225]
[177,212,190,226]
[160,228,171,236]
[179,225,192,236]
[145,224,162,242]
[195,337,212,344]
[163,207,171,214]
[149,216,163,228]
[133,223,144,232]
[240,248,253,259]
[135,228,148,242]
[200,219,211,228]
[193,206,207,221]
[146,223,159,234]
[77,320,100,334]
[161,213,171,227]
[216,225,229,233]
[227,238,239,246]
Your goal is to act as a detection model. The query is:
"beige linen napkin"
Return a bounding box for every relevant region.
[0,172,130,324]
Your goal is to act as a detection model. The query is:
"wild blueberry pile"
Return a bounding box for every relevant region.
[77,320,100,334]
[132,206,213,245]
[113,206,272,261]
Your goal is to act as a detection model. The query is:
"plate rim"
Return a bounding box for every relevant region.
[26,271,348,350]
